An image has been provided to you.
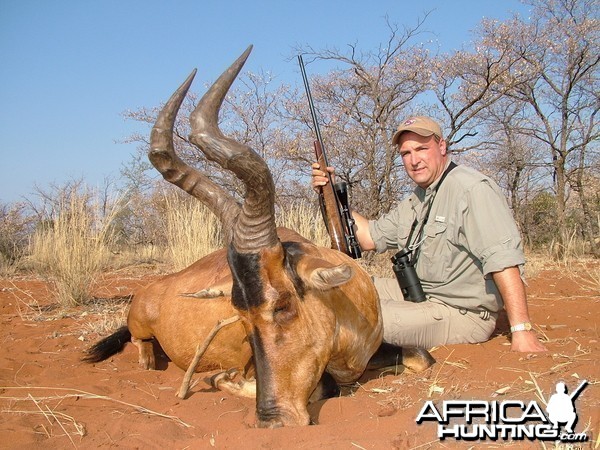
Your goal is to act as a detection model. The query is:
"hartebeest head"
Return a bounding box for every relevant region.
[149,46,373,427]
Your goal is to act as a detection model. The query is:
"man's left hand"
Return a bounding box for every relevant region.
[511,331,547,352]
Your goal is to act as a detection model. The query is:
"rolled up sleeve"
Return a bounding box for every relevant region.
[461,180,525,275]
[369,209,400,253]
[368,202,413,254]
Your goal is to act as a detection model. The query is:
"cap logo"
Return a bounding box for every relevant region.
[404,119,417,125]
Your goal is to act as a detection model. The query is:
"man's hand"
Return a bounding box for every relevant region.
[511,330,547,352]
[310,162,376,252]
[311,162,335,193]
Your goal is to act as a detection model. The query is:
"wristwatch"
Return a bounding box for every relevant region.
[510,322,533,332]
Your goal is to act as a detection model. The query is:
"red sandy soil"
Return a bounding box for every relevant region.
[1,265,598,449]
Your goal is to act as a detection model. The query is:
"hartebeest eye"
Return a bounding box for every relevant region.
[273,292,297,324]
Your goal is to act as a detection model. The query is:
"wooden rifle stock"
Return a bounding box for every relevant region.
[313,140,349,255]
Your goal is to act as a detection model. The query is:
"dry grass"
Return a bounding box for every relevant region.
[564,259,600,294]
[523,253,554,279]
[0,254,20,277]
[275,200,329,247]
[527,247,600,294]
[359,252,395,278]
[80,297,131,337]
[148,198,329,273]
[28,191,119,307]
[0,386,191,429]
[163,194,222,271]
[108,244,166,271]
[548,227,590,262]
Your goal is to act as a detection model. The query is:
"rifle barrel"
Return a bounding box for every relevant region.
[298,55,329,167]
[570,380,588,400]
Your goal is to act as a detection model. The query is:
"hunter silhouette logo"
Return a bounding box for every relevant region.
[546,380,588,434]
[415,379,590,442]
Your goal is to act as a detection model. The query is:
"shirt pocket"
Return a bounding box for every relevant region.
[395,215,415,249]
[416,221,449,283]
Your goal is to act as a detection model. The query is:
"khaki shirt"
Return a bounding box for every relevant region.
[368,162,525,312]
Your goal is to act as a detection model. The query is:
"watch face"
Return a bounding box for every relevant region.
[525,323,532,331]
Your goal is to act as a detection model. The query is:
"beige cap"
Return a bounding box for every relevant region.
[392,116,443,145]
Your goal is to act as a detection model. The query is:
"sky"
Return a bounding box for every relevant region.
[0,0,532,204]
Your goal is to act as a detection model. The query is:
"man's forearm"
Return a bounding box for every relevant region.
[492,266,547,352]
[350,210,376,252]
[491,266,531,326]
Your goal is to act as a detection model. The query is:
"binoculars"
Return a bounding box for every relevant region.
[391,248,426,303]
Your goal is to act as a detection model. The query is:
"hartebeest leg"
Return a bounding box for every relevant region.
[132,337,156,370]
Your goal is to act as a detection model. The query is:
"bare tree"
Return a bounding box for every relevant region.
[428,17,533,154]
[488,0,600,252]
[286,17,432,216]
[476,98,550,245]
[123,70,293,201]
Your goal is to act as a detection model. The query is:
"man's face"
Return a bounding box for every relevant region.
[398,132,448,189]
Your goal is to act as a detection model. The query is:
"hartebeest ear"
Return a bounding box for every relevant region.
[296,256,354,291]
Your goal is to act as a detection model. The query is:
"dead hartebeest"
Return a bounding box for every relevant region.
[84,46,434,428]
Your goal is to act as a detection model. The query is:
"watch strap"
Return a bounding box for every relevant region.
[510,322,532,332]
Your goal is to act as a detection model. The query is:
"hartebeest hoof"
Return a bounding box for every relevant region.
[367,343,435,373]
[401,347,436,372]
[211,369,256,398]
[132,337,156,370]
[308,371,340,403]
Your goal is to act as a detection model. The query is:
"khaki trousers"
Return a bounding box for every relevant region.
[373,277,497,349]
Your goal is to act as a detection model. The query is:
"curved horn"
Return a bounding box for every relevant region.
[149,69,240,243]
[189,45,279,253]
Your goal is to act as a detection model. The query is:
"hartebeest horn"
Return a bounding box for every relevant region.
[149,69,241,244]
[189,45,279,253]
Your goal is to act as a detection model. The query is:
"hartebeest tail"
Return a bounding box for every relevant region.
[82,326,131,363]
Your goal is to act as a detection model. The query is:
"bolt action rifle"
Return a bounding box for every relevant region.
[298,55,361,259]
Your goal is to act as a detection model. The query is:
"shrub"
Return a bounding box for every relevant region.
[29,188,119,307]
[0,202,31,275]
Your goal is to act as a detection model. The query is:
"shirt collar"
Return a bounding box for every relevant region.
[412,158,452,203]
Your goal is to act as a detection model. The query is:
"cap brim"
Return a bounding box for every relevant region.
[391,127,436,145]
